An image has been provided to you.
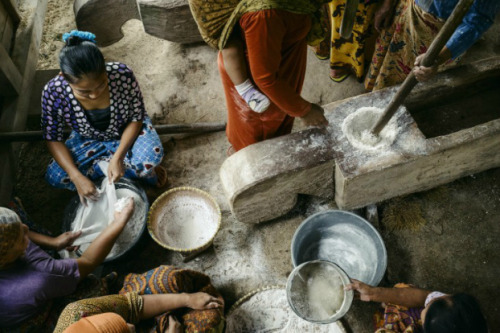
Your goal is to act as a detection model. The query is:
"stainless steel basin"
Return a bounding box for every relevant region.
[291,210,387,285]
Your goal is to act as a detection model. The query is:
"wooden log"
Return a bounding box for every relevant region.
[370,0,474,136]
[74,0,140,47]
[0,122,226,142]
[137,0,203,44]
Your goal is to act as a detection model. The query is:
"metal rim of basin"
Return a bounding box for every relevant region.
[62,177,149,262]
[290,209,387,286]
[147,186,221,255]
[286,259,354,324]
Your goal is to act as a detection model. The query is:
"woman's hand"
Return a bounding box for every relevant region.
[54,230,82,251]
[166,315,183,333]
[345,279,377,302]
[112,198,134,227]
[73,173,99,205]
[374,0,395,33]
[413,53,438,82]
[186,292,224,310]
[300,103,329,128]
[108,156,125,183]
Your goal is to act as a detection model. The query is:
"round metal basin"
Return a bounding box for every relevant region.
[286,260,354,324]
[291,210,387,286]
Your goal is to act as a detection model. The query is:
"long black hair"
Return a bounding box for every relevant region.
[59,35,105,83]
[424,293,488,333]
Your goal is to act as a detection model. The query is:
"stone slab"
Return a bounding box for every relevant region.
[137,0,203,44]
[220,57,500,223]
[74,0,140,47]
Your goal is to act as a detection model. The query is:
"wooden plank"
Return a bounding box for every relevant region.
[2,15,13,53]
[0,43,22,95]
[0,1,7,38]
[0,0,20,25]
[0,122,227,142]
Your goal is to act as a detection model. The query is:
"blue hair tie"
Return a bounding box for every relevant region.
[62,30,97,44]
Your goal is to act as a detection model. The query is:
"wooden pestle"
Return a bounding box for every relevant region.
[340,0,360,39]
[370,0,474,136]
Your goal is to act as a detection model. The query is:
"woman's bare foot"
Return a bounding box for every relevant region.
[330,67,351,83]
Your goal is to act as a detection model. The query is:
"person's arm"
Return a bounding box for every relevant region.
[345,279,430,308]
[240,11,327,127]
[47,141,99,204]
[108,121,143,183]
[139,292,223,320]
[76,198,134,279]
[413,46,452,82]
[414,0,500,82]
[108,65,147,183]
[28,230,82,251]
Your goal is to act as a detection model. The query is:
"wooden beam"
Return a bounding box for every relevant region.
[0,122,227,142]
[0,0,20,26]
[0,44,22,95]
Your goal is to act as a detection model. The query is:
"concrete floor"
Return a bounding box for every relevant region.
[14,6,500,332]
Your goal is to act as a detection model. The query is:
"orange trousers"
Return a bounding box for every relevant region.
[218,9,312,151]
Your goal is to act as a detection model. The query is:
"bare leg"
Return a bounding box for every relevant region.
[222,35,270,113]
[222,38,247,85]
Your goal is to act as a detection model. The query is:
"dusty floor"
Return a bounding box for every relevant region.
[13,1,500,332]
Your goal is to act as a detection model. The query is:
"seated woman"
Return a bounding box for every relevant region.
[346,279,488,332]
[54,265,225,333]
[42,30,166,205]
[0,199,134,331]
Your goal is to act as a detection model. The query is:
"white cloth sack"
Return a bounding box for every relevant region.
[59,161,117,258]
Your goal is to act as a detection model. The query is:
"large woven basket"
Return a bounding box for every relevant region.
[147,187,221,257]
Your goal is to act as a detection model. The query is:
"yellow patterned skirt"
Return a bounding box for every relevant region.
[313,0,378,80]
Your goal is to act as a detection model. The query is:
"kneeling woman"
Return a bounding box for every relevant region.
[42,30,166,203]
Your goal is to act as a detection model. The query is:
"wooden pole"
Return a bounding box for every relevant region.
[0,122,226,142]
[340,0,360,39]
[370,0,474,136]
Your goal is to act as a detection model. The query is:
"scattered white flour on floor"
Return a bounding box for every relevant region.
[226,288,346,332]
[72,188,146,259]
[289,263,345,321]
[342,107,400,152]
[155,195,219,249]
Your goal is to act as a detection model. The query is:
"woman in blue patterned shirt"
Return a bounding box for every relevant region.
[364,0,500,91]
[41,31,167,204]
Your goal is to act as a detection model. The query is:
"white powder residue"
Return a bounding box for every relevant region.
[289,264,345,321]
[72,188,146,260]
[114,197,131,212]
[154,195,219,249]
[226,288,346,332]
[342,107,399,152]
[299,223,380,283]
[295,134,327,153]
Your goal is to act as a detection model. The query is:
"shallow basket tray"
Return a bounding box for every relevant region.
[147,186,221,257]
[226,286,347,332]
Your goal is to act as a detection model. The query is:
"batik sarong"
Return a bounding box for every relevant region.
[188,0,328,50]
[374,283,424,333]
[53,292,142,333]
[364,0,458,91]
[120,265,224,333]
[313,0,378,79]
[45,117,163,189]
